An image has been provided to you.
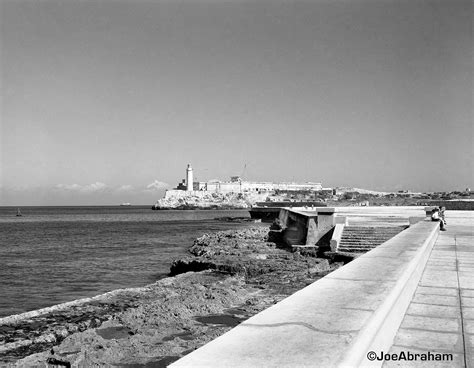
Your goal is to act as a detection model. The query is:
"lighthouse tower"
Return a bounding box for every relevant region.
[186,164,193,191]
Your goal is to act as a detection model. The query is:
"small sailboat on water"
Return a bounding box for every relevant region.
[16,208,22,217]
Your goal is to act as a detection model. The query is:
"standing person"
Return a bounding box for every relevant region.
[431,208,447,231]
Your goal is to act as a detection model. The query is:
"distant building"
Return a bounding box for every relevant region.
[172,164,323,194]
[176,179,186,191]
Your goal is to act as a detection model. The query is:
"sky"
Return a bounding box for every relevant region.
[1,0,472,205]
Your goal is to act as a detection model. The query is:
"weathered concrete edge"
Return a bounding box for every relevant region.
[337,221,439,367]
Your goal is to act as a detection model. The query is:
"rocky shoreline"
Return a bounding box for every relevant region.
[1,226,342,367]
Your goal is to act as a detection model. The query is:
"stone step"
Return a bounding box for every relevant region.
[340,236,391,240]
[343,226,405,229]
[342,231,399,234]
[340,235,397,240]
[342,228,402,232]
[345,229,403,233]
[344,228,403,233]
[338,248,377,253]
[338,243,378,247]
[338,246,376,251]
[336,225,407,253]
[341,233,403,238]
[342,232,402,236]
[342,229,404,234]
[340,237,394,241]
[346,224,406,229]
[338,245,377,249]
[338,241,379,245]
[341,229,404,235]
[339,241,385,246]
[340,239,396,244]
[342,237,395,240]
[338,246,382,251]
[343,226,406,229]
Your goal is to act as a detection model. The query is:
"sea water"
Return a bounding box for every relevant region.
[0,206,259,317]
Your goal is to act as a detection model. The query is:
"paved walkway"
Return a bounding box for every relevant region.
[385,211,474,368]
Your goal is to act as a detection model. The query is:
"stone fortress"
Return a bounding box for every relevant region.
[155,164,472,210]
[167,164,323,197]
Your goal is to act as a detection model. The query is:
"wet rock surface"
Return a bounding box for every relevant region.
[2,226,341,367]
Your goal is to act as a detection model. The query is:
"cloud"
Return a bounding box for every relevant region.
[55,182,109,193]
[116,184,134,192]
[83,182,108,192]
[145,180,169,191]
[55,183,83,191]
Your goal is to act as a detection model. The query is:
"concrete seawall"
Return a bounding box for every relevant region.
[170,220,440,368]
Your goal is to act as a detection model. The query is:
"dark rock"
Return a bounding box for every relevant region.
[169,259,218,276]
[267,229,284,244]
[46,357,71,367]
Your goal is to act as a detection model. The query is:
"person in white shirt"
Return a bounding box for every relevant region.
[431,208,446,231]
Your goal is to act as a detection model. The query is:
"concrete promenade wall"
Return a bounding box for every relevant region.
[333,206,425,226]
[426,199,474,211]
[170,219,439,368]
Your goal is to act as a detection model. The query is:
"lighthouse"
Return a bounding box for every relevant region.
[186,164,193,191]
